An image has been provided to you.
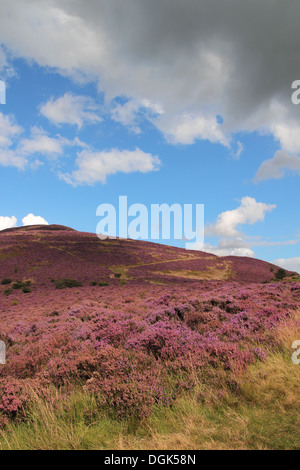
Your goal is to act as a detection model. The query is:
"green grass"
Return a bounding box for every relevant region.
[0,347,299,450]
[1,315,299,450]
[0,391,124,450]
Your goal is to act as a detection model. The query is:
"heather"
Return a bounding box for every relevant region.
[1,318,299,450]
[0,226,299,449]
[1,280,299,424]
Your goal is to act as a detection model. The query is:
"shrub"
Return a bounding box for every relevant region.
[55,279,82,289]
[12,281,23,290]
[275,268,287,280]
[3,289,11,296]
[98,281,109,287]
[90,281,98,286]
[12,280,32,290]
[22,286,31,294]
[1,278,12,285]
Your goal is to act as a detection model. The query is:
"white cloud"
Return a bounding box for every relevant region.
[0,112,22,148]
[0,213,49,230]
[206,196,276,237]
[191,197,277,257]
[61,148,160,185]
[0,112,26,169]
[274,257,300,274]
[255,150,300,182]
[155,113,230,146]
[17,127,68,158]
[110,99,142,130]
[40,93,102,128]
[110,98,164,134]
[271,122,300,155]
[0,215,17,231]
[22,214,49,226]
[0,114,68,168]
[0,148,27,169]
[0,119,80,170]
[202,239,255,258]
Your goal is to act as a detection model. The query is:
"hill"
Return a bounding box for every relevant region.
[0,224,284,287]
[0,225,299,449]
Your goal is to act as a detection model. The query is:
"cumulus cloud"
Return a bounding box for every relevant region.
[0,114,66,168]
[0,118,80,170]
[110,98,164,135]
[0,213,49,230]
[40,93,102,128]
[0,215,17,231]
[255,150,300,182]
[206,196,276,237]
[22,214,49,226]
[1,0,300,155]
[155,113,230,146]
[274,257,300,274]
[61,148,160,185]
[17,127,68,158]
[200,197,277,257]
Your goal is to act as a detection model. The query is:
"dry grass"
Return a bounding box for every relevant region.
[155,262,233,281]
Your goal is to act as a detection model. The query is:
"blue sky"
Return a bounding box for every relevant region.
[0,1,299,272]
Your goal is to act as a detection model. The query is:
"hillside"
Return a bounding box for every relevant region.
[0,224,283,288]
[0,225,299,449]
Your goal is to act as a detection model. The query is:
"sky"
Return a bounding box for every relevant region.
[0,0,299,272]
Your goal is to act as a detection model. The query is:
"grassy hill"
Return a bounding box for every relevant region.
[0,225,299,449]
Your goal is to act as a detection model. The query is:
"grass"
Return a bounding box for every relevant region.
[0,316,299,450]
[156,262,233,281]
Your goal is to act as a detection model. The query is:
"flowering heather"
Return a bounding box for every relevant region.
[0,226,299,424]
